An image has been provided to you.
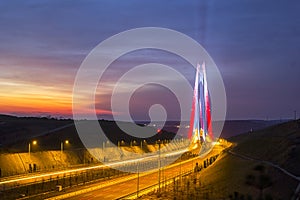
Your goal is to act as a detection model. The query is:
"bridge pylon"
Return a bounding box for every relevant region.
[188,62,213,154]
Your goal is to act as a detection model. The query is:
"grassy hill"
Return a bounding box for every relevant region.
[230,119,300,176]
[141,119,300,199]
[199,119,300,199]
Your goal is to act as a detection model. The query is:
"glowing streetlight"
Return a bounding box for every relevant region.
[61,140,69,157]
[130,140,136,147]
[118,140,125,148]
[141,140,146,150]
[28,140,37,158]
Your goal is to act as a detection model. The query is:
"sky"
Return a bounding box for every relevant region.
[0,0,299,120]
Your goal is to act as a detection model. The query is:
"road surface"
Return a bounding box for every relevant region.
[51,144,225,200]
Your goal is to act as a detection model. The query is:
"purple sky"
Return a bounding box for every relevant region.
[0,0,299,120]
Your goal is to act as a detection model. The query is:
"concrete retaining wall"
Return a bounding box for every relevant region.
[0,142,188,177]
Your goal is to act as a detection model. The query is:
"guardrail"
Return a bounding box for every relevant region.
[117,170,193,200]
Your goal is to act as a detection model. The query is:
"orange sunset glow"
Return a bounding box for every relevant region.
[0,80,72,116]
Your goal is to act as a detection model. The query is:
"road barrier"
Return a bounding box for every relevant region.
[117,170,193,200]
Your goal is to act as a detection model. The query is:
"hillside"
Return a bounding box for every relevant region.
[199,119,300,199]
[141,119,300,199]
[0,114,284,152]
[219,120,284,138]
[3,119,177,153]
[0,115,72,147]
[230,119,300,176]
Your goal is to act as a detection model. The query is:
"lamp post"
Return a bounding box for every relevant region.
[118,140,125,149]
[131,140,136,147]
[28,140,37,159]
[102,141,105,162]
[61,140,69,158]
[179,155,182,185]
[136,161,139,198]
[141,140,146,150]
[157,140,161,194]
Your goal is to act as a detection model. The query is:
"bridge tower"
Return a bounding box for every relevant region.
[188,62,213,150]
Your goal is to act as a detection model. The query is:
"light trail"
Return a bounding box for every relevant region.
[48,143,225,200]
[0,147,189,186]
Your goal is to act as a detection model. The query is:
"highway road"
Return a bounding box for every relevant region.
[66,159,195,200]
[50,143,226,200]
[0,140,228,199]
[0,148,187,190]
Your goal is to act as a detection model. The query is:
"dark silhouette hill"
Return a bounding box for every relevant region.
[195,119,300,199]
[1,117,176,153]
[0,115,72,148]
[230,119,300,176]
[219,120,284,138]
[145,119,300,199]
[139,120,283,138]
[0,114,284,153]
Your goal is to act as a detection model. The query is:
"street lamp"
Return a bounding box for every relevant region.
[61,140,69,158]
[28,140,37,158]
[136,161,140,198]
[157,140,161,194]
[130,140,136,147]
[102,141,105,162]
[141,140,146,150]
[118,140,125,148]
